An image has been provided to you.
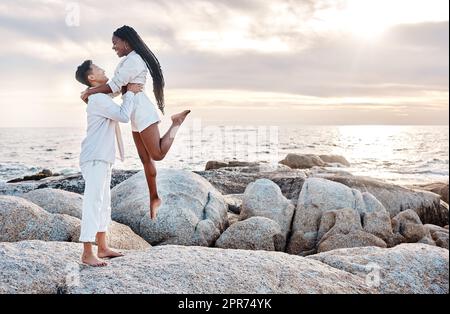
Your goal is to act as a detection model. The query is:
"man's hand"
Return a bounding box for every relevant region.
[127,83,144,94]
[80,89,90,103]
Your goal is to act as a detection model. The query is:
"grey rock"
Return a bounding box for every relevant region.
[205,160,261,171]
[305,167,354,177]
[315,208,387,253]
[317,231,387,253]
[7,169,54,183]
[0,170,139,196]
[0,240,376,294]
[287,177,391,255]
[279,153,326,169]
[22,188,83,219]
[432,231,449,249]
[318,154,351,167]
[425,224,449,249]
[227,212,240,226]
[240,179,295,250]
[405,182,449,204]
[424,224,449,235]
[0,195,80,242]
[111,169,228,247]
[0,195,149,250]
[215,217,285,251]
[195,164,307,200]
[309,243,449,294]
[391,209,428,243]
[223,193,244,214]
[309,173,448,226]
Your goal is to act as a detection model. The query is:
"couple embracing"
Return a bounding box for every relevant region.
[75,25,190,266]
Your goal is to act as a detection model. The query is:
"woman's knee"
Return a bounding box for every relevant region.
[143,162,157,177]
[149,151,165,161]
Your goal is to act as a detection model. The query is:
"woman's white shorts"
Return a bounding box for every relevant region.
[130,92,162,133]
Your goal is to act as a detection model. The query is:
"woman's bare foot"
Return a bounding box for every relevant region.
[150,197,162,220]
[97,248,124,259]
[82,254,108,267]
[171,110,191,126]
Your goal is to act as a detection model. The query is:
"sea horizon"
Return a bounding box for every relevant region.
[1,124,448,187]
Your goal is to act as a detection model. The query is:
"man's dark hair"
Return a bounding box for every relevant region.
[75,60,93,87]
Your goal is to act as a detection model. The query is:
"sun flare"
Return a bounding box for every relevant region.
[312,0,449,40]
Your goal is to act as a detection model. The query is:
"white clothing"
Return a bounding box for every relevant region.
[79,91,135,165]
[108,50,161,132]
[79,160,112,243]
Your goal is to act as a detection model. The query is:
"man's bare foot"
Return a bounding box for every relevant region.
[150,197,162,220]
[97,248,124,259]
[82,254,108,267]
[171,110,191,126]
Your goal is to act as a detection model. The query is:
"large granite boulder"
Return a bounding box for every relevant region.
[22,188,83,219]
[279,153,351,169]
[316,208,387,253]
[205,160,261,171]
[318,154,351,167]
[309,173,448,226]
[111,169,228,247]
[0,170,139,196]
[0,195,149,250]
[0,241,376,294]
[239,179,295,250]
[0,195,79,242]
[317,231,387,253]
[309,243,449,294]
[2,241,447,294]
[406,182,449,204]
[425,224,449,249]
[287,177,393,255]
[194,163,307,200]
[279,153,326,169]
[215,217,285,251]
[391,209,430,243]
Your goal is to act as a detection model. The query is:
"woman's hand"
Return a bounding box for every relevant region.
[127,83,144,94]
[80,89,90,103]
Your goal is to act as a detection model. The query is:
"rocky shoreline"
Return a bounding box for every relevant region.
[0,153,448,294]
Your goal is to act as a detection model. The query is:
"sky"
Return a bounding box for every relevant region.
[0,0,448,127]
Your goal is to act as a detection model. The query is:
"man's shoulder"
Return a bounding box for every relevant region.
[88,93,111,104]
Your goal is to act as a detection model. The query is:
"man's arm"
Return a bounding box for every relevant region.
[82,56,142,102]
[81,84,112,103]
[93,84,142,123]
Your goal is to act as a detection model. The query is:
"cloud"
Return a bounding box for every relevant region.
[0,0,448,126]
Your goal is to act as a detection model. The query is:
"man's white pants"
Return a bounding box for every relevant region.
[79,160,113,243]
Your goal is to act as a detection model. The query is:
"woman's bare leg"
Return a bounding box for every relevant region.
[132,131,161,220]
[139,110,191,161]
[135,110,191,218]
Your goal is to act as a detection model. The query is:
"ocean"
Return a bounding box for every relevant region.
[0,124,448,186]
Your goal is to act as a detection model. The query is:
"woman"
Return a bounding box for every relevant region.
[81,25,191,220]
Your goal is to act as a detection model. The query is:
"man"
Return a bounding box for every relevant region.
[75,60,141,267]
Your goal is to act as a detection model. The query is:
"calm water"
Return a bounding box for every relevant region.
[0,125,448,186]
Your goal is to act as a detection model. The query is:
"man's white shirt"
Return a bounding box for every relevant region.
[80,91,135,166]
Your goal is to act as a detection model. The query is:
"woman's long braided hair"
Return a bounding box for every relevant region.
[113,25,165,114]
